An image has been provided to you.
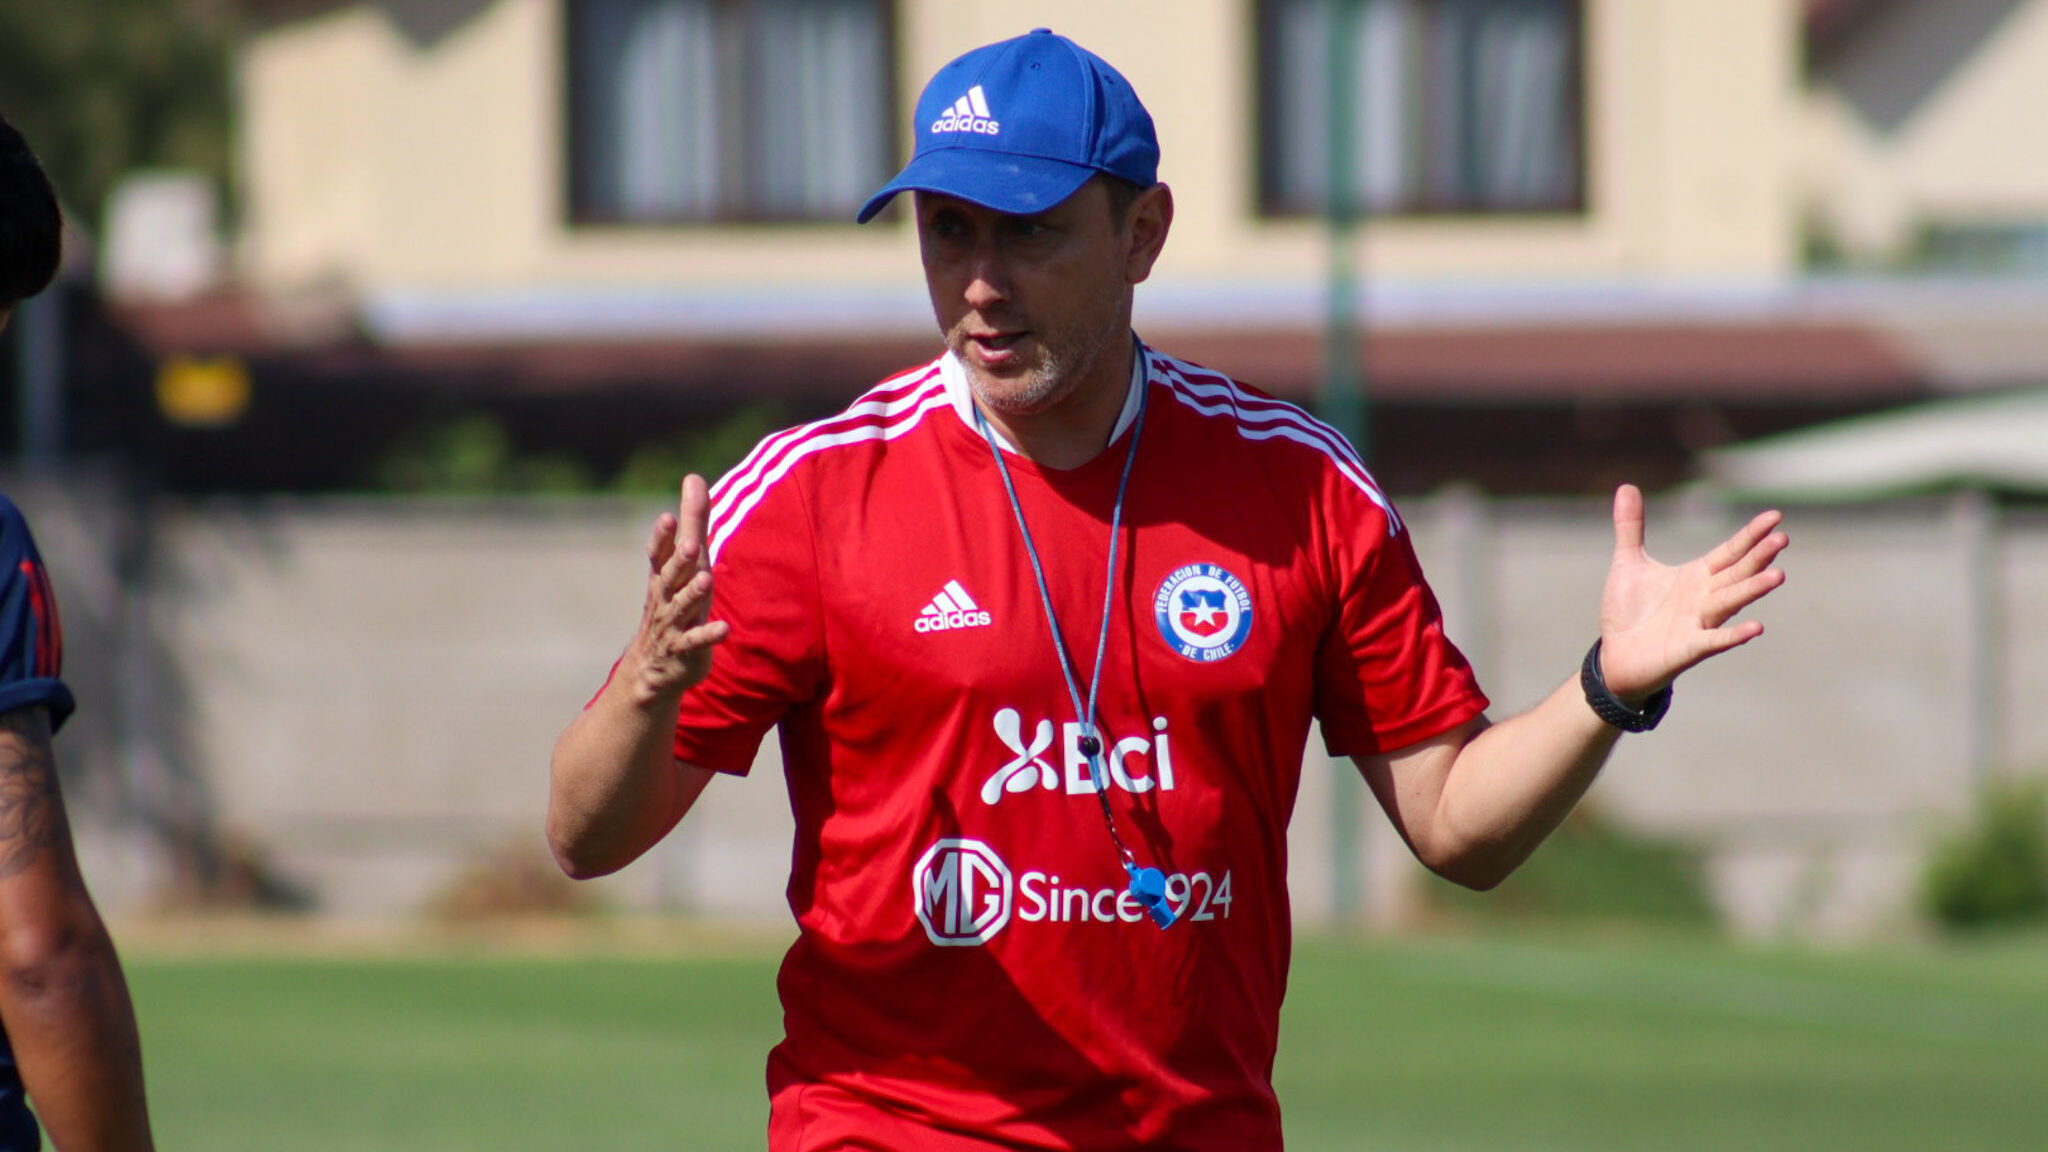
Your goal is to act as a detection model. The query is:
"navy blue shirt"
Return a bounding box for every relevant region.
[0,492,67,1149]
[0,494,70,729]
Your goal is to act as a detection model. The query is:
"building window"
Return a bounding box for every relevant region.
[1257,0,1584,216]
[567,0,895,224]
[1911,221,2048,276]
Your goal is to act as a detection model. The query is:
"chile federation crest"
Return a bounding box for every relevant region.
[1154,563,1254,662]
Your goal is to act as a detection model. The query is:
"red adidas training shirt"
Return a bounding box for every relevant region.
[668,340,1486,1150]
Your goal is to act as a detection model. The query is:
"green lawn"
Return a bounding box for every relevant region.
[1279,931,2048,1151]
[124,926,2048,1150]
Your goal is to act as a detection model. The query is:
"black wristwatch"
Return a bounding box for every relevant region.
[1580,639,1671,733]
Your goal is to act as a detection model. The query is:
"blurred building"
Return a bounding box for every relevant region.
[32,0,2048,931]
[79,0,2043,495]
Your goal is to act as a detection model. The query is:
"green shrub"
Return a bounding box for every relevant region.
[372,414,594,495]
[1921,777,2048,932]
[369,406,789,498]
[611,405,786,496]
[1422,806,1718,928]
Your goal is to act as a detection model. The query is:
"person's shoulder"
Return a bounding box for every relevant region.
[0,493,32,562]
[1146,345,1300,414]
[1149,352,1278,402]
[1145,347,1350,461]
[719,355,952,483]
[705,355,953,552]
[1145,344,1402,529]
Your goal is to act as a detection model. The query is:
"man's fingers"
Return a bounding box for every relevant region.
[1706,509,1785,573]
[636,567,725,680]
[1706,511,1784,572]
[647,512,678,573]
[649,473,716,593]
[667,568,716,623]
[677,618,730,651]
[629,480,723,697]
[1701,568,1786,627]
[1712,528,1789,588]
[1611,483,1646,561]
[676,474,712,567]
[1698,618,1766,656]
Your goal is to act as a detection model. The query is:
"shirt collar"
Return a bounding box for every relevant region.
[943,335,1149,456]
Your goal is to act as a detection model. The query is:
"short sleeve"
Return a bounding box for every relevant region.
[1311,489,1486,758]
[0,495,75,732]
[668,465,827,775]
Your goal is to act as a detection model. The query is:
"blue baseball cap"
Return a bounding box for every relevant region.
[856,28,1158,223]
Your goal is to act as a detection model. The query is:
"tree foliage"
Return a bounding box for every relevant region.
[0,0,234,234]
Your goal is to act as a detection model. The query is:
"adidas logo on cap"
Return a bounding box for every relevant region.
[930,85,1000,136]
[915,580,993,633]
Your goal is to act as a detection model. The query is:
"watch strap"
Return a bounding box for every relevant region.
[1580,639,1671,733]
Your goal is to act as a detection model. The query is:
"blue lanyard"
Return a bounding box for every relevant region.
[972,371,1176,929]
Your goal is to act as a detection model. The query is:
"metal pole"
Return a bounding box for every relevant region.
[1323,0,1367,458]
[15,288,65,470]
[1324,0,1370,925]
[1953,488,2000,785]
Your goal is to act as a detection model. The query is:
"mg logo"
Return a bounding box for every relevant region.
[913,838,1013,946]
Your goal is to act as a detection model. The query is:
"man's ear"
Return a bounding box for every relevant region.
[1125,183,1174,285]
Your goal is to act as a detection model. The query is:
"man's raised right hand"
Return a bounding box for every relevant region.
[622,473,729,705]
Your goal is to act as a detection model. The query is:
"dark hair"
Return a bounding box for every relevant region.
[0,114,63,306]
[1096,173,1150,228]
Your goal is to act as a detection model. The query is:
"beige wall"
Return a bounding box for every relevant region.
[237,0,1808,301]
[34,482,2047,938]
[243,0,576,288]
[239,5,386,289]
[1805,0,2048,261]
[1605,0,1801,279]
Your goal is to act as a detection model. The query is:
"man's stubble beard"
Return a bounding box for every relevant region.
[959,338,1080,418]
[953,293,1131,421]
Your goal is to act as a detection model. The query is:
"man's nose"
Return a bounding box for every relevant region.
[963,244,1010,310]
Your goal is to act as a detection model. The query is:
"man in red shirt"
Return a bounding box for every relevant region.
[549,29,1788,1151]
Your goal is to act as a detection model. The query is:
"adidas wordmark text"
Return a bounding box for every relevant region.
[916,580,993,633]
[931,85,999,136]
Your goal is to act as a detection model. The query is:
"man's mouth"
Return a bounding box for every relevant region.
[970,331,1026,353]
[965,330,1030,366]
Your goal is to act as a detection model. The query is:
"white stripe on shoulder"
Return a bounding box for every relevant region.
[1149,350,1402,535]
[707,361,950,562]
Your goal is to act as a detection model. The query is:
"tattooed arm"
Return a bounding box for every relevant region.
[0,706,153,1150]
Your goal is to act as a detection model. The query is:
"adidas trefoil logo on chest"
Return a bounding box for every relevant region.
[931,85,999,136]
[916,580,993,633]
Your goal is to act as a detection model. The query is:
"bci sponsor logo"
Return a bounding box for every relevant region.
[978,708,1176,805]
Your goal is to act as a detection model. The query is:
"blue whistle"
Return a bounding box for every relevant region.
[1127,863,1176,929]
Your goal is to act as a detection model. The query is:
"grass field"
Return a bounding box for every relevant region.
[123,924,2048,1150]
